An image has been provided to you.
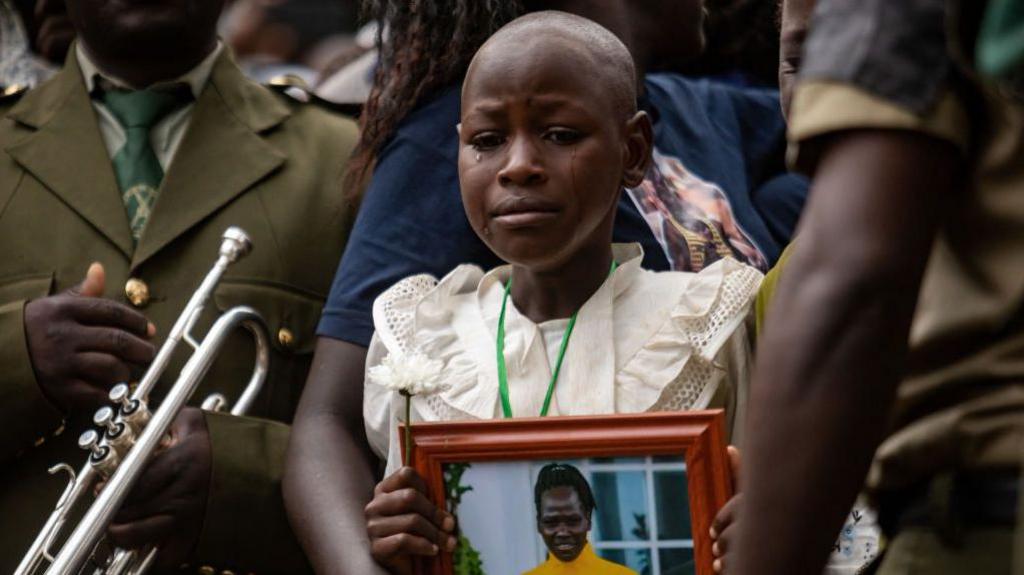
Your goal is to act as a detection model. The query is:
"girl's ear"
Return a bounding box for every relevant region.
[622,111,654,188]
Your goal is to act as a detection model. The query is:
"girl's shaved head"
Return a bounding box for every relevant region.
[468,11,638,119]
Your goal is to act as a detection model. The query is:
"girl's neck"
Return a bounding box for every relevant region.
[509,243,614,323]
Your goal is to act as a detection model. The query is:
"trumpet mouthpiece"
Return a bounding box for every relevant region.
[220,227,253,263]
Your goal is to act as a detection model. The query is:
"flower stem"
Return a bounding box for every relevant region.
[403,391,412,467]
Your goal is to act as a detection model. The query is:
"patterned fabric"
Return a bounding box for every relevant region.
[827,503,881,574]
[0,0,55,88]
[627,149,769,272]
[100,88,190,240]
[800,0,952,114]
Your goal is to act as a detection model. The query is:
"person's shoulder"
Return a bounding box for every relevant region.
[390,84,463,148]
[0,84,29,108]
[371,264,485,354]
[266,74,360,116]
[644,72,780,113]
[801,0,951,114]
[629,258,762,335]
[372,265,484,324]
[612,256,762,410]
[0,83,33,152]
[264,77,359,143]
[0,83,30,128]
[242,76,360,179]
[366,85,463,179]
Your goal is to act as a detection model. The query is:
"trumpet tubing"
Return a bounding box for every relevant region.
[16,227,271,575]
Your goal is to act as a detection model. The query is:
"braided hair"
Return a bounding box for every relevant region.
[534,463,597,519]
[345,0,531,196]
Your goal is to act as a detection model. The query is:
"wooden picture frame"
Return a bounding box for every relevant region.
[403,410,733,575]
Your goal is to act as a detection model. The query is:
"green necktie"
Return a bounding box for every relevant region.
[101,88,189,241]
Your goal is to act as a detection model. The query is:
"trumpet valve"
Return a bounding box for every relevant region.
[94,407,133,453]
[119,398,151,434]
[109,383,132,409]
[78,430,119,478]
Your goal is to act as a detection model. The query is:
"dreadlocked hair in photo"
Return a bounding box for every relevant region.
[345,0,529,197]
[534,463,597,520]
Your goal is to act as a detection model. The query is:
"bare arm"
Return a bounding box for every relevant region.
[733,130,962,575]
[284,337,388,575]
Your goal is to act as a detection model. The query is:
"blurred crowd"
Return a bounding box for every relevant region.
[2,0,786,100]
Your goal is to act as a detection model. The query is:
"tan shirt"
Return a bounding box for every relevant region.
[789,79,1024,491]
[75,42,223,170]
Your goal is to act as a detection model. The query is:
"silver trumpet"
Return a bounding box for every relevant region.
[16,227,271,575]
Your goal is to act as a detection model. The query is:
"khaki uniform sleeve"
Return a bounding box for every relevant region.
[194,412,312,574]
[0,298,65,463]
[788,82,972,172]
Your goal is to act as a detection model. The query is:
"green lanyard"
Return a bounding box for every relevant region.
[496,261,617,418]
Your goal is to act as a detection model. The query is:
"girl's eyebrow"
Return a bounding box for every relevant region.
[463,100,507,119]
[464,95,595,120]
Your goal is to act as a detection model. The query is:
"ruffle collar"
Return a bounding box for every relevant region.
[370,243,761,420]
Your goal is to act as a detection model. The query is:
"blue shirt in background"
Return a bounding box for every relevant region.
[318,75,807,347]
[631,74,807,271]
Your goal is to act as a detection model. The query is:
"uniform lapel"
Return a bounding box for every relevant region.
[4,57,134,257]
[130,52,289,269]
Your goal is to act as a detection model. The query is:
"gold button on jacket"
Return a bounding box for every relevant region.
[277,327,294,349]
[124,277,150,307]
[0,47,357,574]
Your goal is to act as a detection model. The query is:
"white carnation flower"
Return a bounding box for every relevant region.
[368,351,446,396]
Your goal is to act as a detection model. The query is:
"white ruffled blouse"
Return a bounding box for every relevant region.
[364,244,763,473]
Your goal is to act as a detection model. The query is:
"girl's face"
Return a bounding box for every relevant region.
[458,43,651,271]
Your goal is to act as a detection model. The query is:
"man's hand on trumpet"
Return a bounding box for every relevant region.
[107,406,212,566]
[25,263,157,414]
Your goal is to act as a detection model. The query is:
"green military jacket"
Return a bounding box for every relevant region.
[0,49,358,573]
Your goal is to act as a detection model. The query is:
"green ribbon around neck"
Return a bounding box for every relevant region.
[496,260,617,418]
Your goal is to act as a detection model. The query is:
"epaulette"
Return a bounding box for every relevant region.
[265,74,362,119]
[0,83,29,104]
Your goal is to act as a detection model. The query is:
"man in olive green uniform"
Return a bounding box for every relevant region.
[0,0,357,572]
[732,0,1022,574]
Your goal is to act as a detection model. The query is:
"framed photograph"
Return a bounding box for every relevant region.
[403,410,733,575]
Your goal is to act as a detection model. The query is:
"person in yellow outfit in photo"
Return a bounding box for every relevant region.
[525,464,638,575]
